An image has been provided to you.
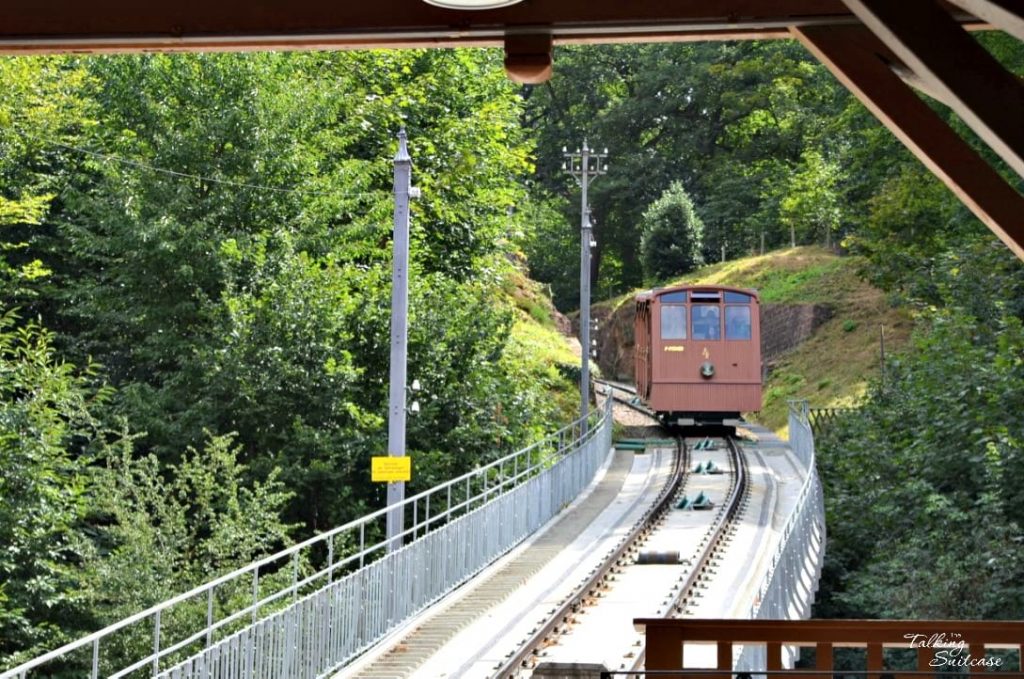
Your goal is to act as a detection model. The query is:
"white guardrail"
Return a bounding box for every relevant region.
[2,398,613,679]
[736,400,827,673]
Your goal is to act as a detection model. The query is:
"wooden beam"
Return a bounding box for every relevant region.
[793,23,1024,259]
[635,618,1024,645]
[842,0,1024,179]
[944,0,1024,41]
[0,0,986,53]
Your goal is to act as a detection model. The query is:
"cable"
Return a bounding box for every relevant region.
[22,130,389,201]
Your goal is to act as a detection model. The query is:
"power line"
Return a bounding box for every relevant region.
[29,132,388,201]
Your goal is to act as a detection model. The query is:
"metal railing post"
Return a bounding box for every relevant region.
[152,610,161,675]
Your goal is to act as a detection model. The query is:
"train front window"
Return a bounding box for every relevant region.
[725,305,752,340]
[661,305,687,340]
[691,305,720,340]
[660,291,687,303]
[724,291,751,303]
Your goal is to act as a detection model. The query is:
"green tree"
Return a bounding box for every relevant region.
[0,57,95,302]
[77,433,294,674]
[0,307,298,672]
[517,196,579,310]
[0,310,105,667]
[816,310,1024,619]
[779,149,843,248]
[2,50,572,537]
[524,41,851,301]
[639,182,705,283]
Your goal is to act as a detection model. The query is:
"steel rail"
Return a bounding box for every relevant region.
[593,377,637,396]
[596,381,660,421]
[628,435,750,673]
[494,436,688,678]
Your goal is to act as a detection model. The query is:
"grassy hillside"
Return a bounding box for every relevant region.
[502,265,584,423]
[597,247,913,436]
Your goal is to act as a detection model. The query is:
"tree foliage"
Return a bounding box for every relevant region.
[523,41,848,302]
[0,311,102,665]
[0,49,576,669]
[639,181,704,283]
[816,310,1024,619]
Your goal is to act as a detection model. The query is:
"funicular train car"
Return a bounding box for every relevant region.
[635,285,762,425]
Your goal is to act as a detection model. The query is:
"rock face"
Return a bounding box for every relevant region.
[589,298,834,382]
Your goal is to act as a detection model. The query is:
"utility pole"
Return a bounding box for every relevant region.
[563,140,608,433]
[386,128,413,551]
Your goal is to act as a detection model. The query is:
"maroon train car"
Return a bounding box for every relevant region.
[635,285,761,425]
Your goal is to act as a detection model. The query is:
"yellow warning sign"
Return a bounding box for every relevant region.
[372,456,411,483]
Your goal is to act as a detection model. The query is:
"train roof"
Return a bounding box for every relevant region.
[635,284,759,302]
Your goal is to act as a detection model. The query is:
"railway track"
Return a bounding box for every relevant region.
[594,378,658,421]
[490,437,687,677]
[593,377,637,396]
[339,431,752,679]
[626,435,749,673]
[496,434,750,677]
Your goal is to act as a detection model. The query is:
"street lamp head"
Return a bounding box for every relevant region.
[423,0,524,8]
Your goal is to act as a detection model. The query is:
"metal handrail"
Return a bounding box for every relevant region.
[1,399,613,679]
[734,401,827,672]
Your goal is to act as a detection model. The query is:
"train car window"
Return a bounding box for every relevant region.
[691,291,721,302]
[660,305,687,339]
[725,305,752,340]
[724,291,751,303]
[660,291,687,303]
[691,304,721,340]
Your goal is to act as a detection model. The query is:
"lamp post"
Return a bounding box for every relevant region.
[563,140,608,434]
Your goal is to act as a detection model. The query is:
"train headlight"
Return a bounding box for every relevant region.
[700,361,715,379]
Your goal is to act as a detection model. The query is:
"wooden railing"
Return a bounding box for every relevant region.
[808,407,854,438]
[634,619,1024,677]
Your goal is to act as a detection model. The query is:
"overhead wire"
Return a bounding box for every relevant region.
[14,128,390,202]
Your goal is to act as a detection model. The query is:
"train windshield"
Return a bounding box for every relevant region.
[661,305,687,339]
[724,291,752,303]
[660,291,687,303]
[725,305,752,340]
[691,305,720,340]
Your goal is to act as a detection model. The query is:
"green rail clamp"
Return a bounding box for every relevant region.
[692,490,714,510]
